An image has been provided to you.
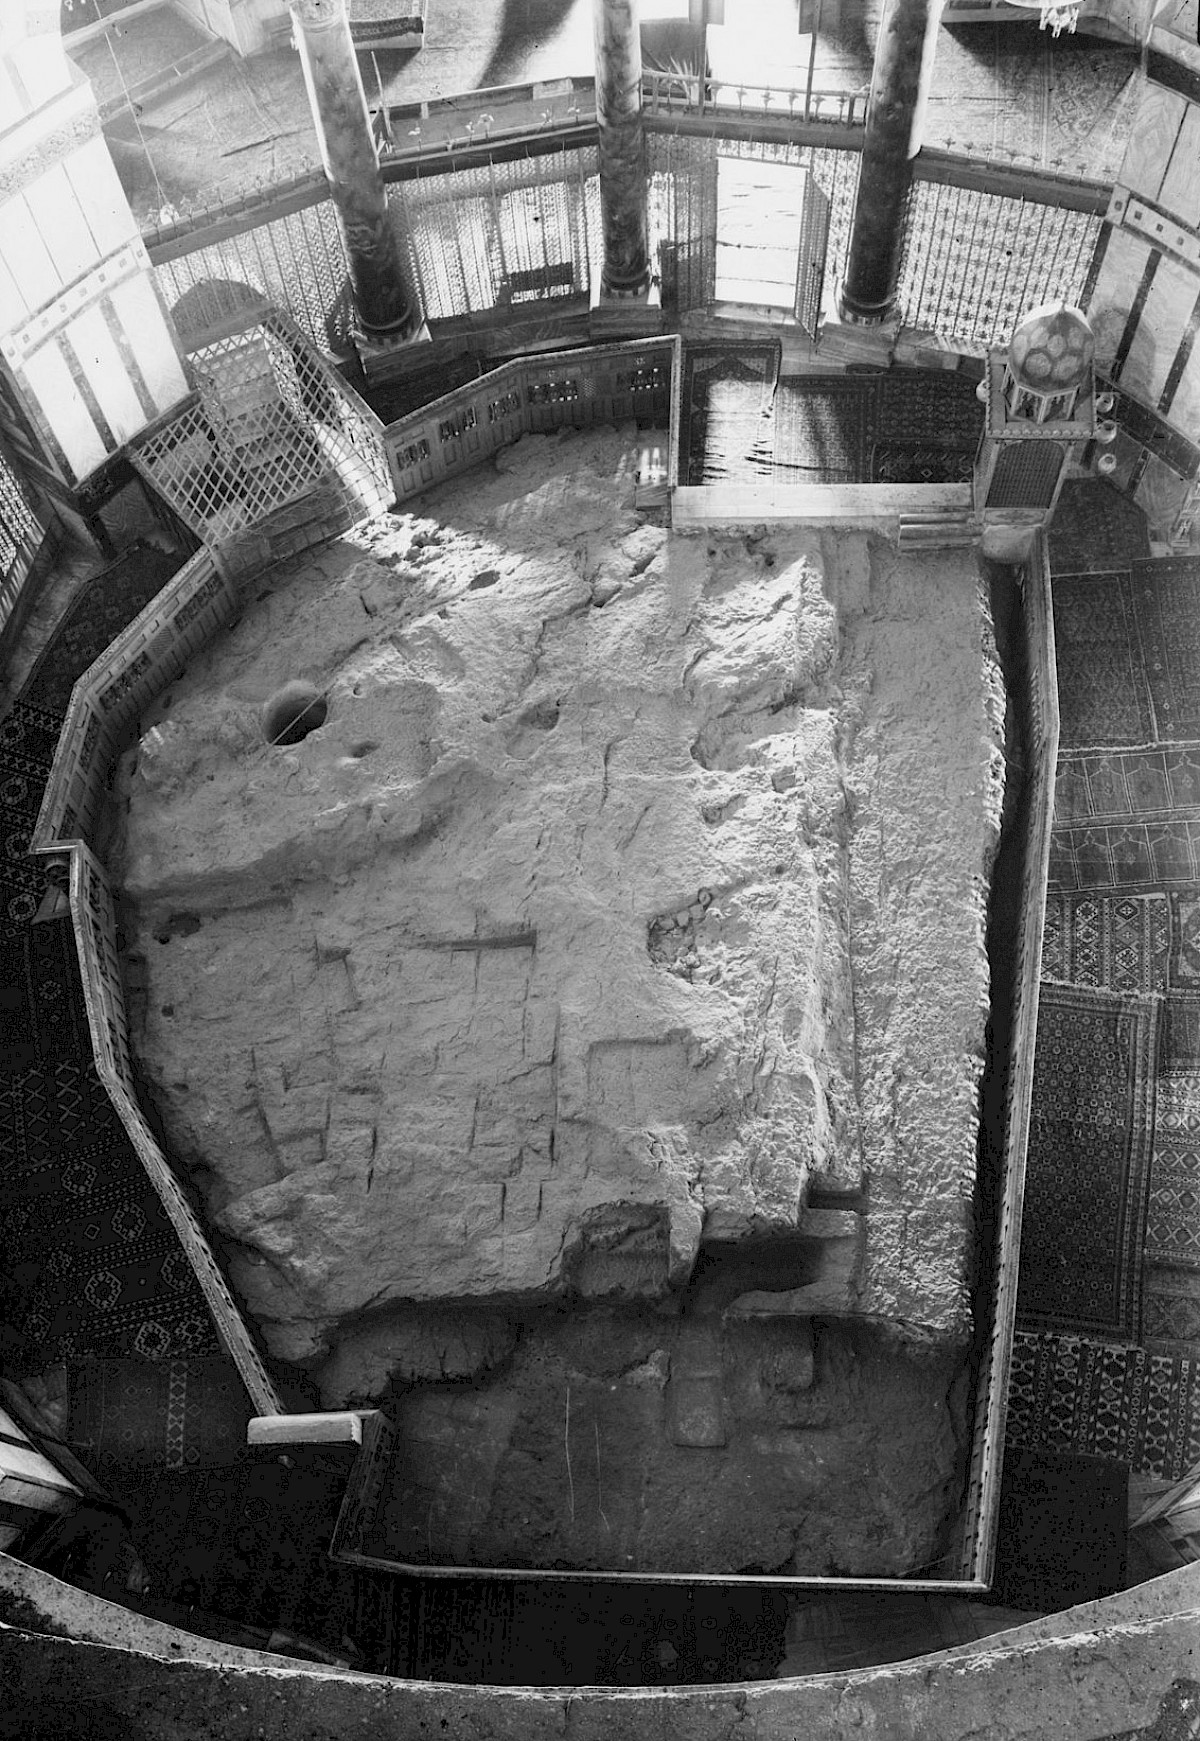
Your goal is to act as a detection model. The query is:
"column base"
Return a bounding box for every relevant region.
[834,277,902,323]
[355,320,432,384]
[589,276,663,339]
[818,309,899,368]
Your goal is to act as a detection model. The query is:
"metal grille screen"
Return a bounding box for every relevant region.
[0,444,40,577]
[986,440,1064,510]
[155,199,353,355]
[389,147,602,321]
[899,184,1102,353]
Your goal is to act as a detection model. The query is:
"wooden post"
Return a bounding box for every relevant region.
[593,0,652,299]
[290,0,424,341]
[837,0,944,324]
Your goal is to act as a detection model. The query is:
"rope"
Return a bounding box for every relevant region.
[102,21,169,217]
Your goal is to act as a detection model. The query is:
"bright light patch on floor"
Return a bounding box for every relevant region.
[714,155,807,311]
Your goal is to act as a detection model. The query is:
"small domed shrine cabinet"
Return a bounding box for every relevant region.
[974,302,1109,559]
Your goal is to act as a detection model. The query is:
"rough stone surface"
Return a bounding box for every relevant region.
[377,1312,964,1575]
[112,425,1004,1572]
[2,1591,1199,1740]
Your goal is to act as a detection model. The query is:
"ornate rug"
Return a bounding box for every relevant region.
[990,1446,1127,1613]
[1169,893,1200,988]
[1145,1072,1200,1273]
[1041,893,1170,994]
[1143,1266,1200,1354]
[1130,557,1200,744]
[681,343,780,486]
[683,352,985,487]
[1006,1328,1200,1480]
[869,444,975,485]
[874,368,983,447]
[1128,560,1200,745]
[1048,820,1200,896]
[67,1356,249,1470]
[1016,981,1159,1341]
[19,540,179,716]
[0,700,58,937]
[0,1057,220,1368]
[1160,994,1200,1075]
[1054,747,1200,828]
[1051,570,1154,750]
[1047,479,1152,577]
[754,377,871,482]
[0,915,89,1075]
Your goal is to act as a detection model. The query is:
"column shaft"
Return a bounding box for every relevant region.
[838,0,942,324]
[290,0,423,339]
[593,0,651,298]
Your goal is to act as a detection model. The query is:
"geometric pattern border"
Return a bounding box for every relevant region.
[1006,1328,1200,1479]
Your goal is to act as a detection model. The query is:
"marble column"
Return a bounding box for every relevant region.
[837,0,943,325]
[593,0,652,299]
[290,0,423,340]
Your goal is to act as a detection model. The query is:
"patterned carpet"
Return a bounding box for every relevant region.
[1046,479,1152,577]
[680,348,982,488]
[1051,571,1154,750]
[0,1051,221,1371]
[1016,982,1159,1343]
[1145,1074,1200,1274]
[20,541,180,717]
[1131,559,1200,744]
[1012,530,1200,1477]
[1041,894,1170,996]
[0,911,89,1070]
[0,542,236,1440]
[1052,556,1200,755]
[67,1356,250,1470]
[1054,747,1200,828]
[0,700,58,935]
[1048,819,1200,896]
[1007,1330,1200,1482]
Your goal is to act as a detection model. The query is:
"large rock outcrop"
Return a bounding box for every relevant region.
[111,425,1004,1572]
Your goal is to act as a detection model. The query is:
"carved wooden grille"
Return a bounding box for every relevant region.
[134,311,391,538]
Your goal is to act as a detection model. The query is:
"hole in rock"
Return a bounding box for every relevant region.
[470,569,501,590]
[262,681,328,746]
[517,698,561,732]
[153,912,202,944]
[347,740,379,760]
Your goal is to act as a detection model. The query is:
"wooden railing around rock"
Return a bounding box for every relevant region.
[27,328,1042,1582]
[23,334,679,1426]
[382,337,677,505]
[957,537,1060,1585]
[28,544,282,1418]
